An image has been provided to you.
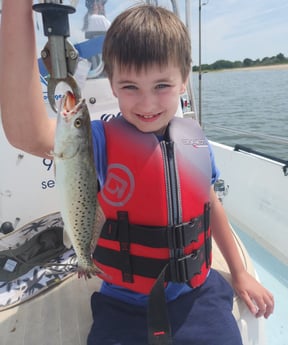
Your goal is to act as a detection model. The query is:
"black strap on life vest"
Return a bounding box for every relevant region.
[94,213,207,284]
[95,241,207,282]
[147,202,211,345]
[94,205,211,345]
[100,215,205,248]
[117,211,134,283]
[147,264,172,345]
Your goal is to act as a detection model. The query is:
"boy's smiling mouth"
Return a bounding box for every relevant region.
[136,112,161,120]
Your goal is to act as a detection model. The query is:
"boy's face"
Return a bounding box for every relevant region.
[110,63,187,135]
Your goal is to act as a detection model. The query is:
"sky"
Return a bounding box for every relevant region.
[190,0,288,64]
[2,0,287,66]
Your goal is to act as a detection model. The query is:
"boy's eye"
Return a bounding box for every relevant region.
[156,84,170,89]
[122,85,137,90]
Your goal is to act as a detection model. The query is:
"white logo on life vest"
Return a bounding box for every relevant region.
[182,138,208,148]
[100,163,135,207]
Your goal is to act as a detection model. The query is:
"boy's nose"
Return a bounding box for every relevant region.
[137,92,156,111]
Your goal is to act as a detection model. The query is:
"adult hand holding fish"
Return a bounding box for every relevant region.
[53,91,105,279]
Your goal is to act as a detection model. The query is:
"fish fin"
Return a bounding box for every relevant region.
[90,205,106,253]
[63,227,72,249]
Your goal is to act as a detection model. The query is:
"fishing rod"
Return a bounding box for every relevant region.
[198,0,209,126]
[184,0,198,121]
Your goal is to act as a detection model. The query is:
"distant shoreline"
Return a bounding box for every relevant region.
[229,63,288,72]
[197,63,288,73]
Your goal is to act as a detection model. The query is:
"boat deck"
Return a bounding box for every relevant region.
[0,276,101,345]
[234,225,288,345]
[0,230,274,345]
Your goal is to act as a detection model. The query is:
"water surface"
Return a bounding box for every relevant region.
[193,67,288,161]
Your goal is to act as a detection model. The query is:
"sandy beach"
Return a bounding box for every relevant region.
[196,63,288,73]
[235,63,288,71]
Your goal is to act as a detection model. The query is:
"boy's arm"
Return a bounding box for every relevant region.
[0,0,55,158]
[210,187,274,319]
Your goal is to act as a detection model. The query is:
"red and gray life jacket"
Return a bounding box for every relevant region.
[93,116,212,294]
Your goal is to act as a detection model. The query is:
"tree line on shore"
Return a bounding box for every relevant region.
[192,53,288,71]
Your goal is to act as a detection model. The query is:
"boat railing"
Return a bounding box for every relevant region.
[203,123,288,145]
[203,122,288,165]
[234,144,288,176]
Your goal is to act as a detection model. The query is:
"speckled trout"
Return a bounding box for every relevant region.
[54,91,105,278]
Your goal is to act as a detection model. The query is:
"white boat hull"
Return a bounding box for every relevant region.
[211,141,288,266]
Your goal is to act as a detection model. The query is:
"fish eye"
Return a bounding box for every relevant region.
[74,118,82,128]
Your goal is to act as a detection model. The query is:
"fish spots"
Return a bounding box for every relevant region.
[54,94,104,277]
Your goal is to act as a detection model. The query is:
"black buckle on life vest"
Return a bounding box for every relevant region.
[168,248,204,283]
[117,211,134,283]
[167,204,211,282]
[167,216,204,251]
[167,216,204,282]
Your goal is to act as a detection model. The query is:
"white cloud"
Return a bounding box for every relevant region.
[191,0,288,64]
[30,0,288,65]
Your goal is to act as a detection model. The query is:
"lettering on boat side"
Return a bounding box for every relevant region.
[41,159,55,190]
[40,74,62,103]
[43,91,63,103]
[182,138,208,148]
[41,180,55,189]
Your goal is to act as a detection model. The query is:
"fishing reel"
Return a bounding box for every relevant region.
[214,179,229,203]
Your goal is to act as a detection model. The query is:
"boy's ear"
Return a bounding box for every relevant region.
[180,84,186,94]
[180,77,189,94]
[110,81,118,98]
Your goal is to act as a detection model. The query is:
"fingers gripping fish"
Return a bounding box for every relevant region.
[54,91,105,278]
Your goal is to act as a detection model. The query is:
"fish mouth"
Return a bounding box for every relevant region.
[64,91,76,111]
[61,91,85,118]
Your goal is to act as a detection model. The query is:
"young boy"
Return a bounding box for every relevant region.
[0,2,274,345]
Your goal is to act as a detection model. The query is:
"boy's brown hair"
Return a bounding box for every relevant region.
[102,4,192,81]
